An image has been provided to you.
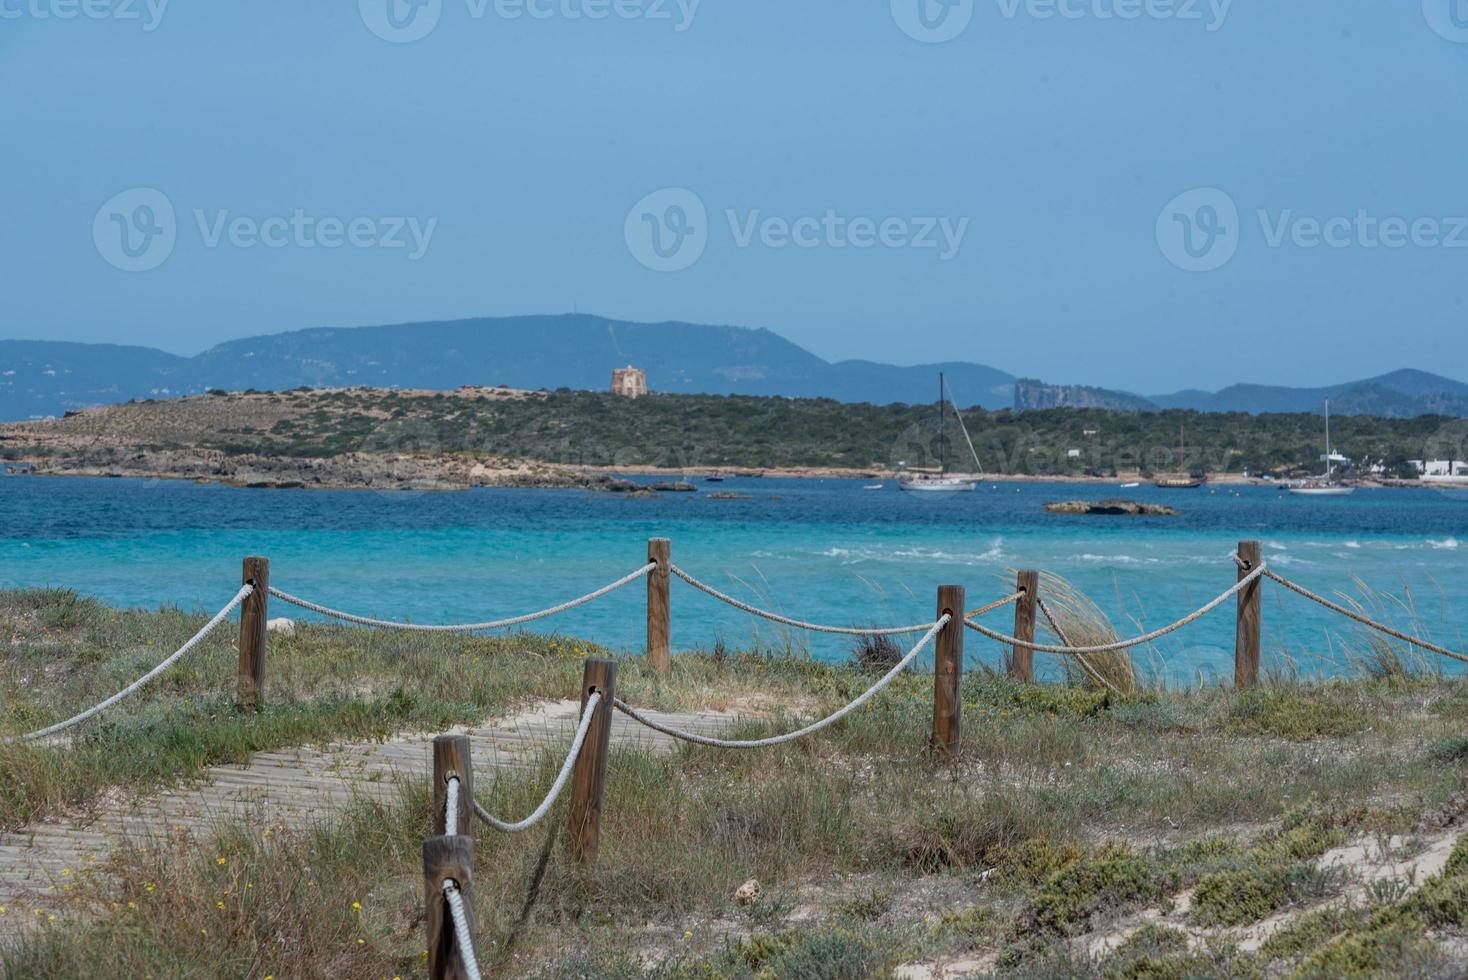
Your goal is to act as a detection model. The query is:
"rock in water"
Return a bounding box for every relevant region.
[1045,499,1178,517]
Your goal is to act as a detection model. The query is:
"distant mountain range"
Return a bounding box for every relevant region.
[1022,369,1468,419]
[2,314,1465,422]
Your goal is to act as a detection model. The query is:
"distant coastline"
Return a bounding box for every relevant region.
[5,460,1431,494]
[0,386,1452,493]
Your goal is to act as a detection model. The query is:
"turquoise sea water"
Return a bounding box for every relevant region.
[2,475,1465,683]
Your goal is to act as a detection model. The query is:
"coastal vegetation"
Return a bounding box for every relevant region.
[3,386,1465,485]
[3,586,1468,975]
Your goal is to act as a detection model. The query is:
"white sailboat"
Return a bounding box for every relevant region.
[1290,400,1356,496]
[897,372,983,493]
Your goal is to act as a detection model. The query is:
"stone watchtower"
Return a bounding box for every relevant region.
[610,365,647,399]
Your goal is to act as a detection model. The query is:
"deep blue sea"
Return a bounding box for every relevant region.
[3,475,1465,683]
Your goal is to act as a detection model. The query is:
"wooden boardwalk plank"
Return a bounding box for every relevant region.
[0,698,736,934]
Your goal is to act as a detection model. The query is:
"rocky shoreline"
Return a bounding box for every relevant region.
[1,449,1413,493]
[3,447,883,493]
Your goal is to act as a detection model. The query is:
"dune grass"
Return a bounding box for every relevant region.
[5,654,1468,975]
[0,588,850,832]
[4,585,1468,975]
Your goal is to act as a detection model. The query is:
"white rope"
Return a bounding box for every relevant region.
[668,564,937,636]
[267,563,655,633]
[1036,596,1122,696]
[613,617,948,748]
[12,585,254,743]
[963,563,1267,654]
[445,775,461,837]
[442,880,483,980]
[1258,566,1468,667]
[473,692,600,833]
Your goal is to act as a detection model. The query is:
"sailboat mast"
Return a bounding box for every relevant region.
[1324,399,1332,479]
[939,371,948,477]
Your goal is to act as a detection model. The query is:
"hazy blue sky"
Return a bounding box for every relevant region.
[2,1,1465,392]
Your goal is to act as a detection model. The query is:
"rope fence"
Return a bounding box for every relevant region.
[473,691,599,834]
[1259,566,1468,668]
[267,562,656,633]
[11,536,1468,980]
[441,881,482,980]
[9,584,254,743]
[611,617,949,749]
[1036,596,1123,697]
[36,532,1464,980]
[668,563,939,636]
[962,562,1269,656]
[11,537,1468,757]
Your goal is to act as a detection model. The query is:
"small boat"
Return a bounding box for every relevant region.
[897,372,982,494]
[1154,426,1207,488]
[1289,483,1356,496]
[704,474,725,483]
[864,482,885,491]
[899,474,978,492]
[1119,481,1141,489]
[1289,400,1355,496]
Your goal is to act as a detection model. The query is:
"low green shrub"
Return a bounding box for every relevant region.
[1226,689,1362,740]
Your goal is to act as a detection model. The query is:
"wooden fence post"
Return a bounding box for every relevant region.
[423,834,476,980]
[931,584,966,755]
[432,735,473,837]
[1235,540,1263,690]
[567,658,616,864]
[238,556,269,711]
[1009,570,1039,683]
[647,538,671,673]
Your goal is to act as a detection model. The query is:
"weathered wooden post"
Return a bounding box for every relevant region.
[931,584,966,755]
[432,734,473,837]
[647,538,671,673]
[1009,570,1040,683]
[423,833,476,980]
[567,658,617,864]
[238,556,269,711]
[1235,539,1263,690]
